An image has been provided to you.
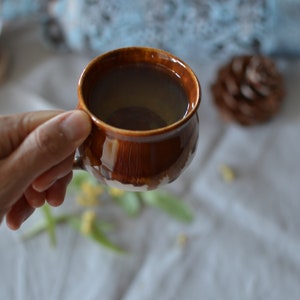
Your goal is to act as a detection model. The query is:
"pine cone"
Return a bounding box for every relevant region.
[211,55,285,126]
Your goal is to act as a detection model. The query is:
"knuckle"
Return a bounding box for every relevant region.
[33,129,63,159]
[20,112,34,132]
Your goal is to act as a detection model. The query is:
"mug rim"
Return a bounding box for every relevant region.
[77,46,201,137]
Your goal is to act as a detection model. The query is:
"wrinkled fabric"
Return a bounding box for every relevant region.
[0,23,300,300]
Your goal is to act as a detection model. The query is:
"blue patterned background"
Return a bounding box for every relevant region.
[1,0,300,60]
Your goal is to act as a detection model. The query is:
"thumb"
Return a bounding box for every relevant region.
[2,110,91,202]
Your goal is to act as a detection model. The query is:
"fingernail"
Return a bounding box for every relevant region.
[60,111,91,141]
[32,180,56,193]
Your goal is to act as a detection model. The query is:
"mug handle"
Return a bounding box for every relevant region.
[73,152,85,170]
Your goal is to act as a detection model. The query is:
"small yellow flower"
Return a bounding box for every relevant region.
[108,187,125,197]
[76,181,104,207]
[176,233,188,247]
[219,164,236,183]
[76,194,98,206]
[80,210,96,235]
[81,181,104,197]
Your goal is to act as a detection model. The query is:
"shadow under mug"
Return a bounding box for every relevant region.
[75,47,201,191]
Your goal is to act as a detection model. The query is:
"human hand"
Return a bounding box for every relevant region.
[0,110,91,230]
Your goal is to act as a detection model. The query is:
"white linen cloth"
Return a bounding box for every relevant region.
[1,23,300,300]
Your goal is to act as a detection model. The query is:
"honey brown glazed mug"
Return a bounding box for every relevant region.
[75,47,201,191]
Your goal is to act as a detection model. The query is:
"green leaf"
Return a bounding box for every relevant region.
[89,223,126,254]
[112,192,142,217]
[142,190,194,223]
[68,217,126,254]
[68,170,93,193]
[41,204,57,246]
[22,214,73,241]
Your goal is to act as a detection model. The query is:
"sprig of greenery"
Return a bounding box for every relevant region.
[141,191,194,223]
[22,213,72,242]
[23,171,194,253]
[110,191,142,217]
[41,204,57,246]
[69,215,125,254]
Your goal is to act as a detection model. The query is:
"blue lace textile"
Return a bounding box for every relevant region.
[1,0,300,59]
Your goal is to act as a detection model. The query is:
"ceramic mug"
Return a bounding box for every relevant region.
[75,47,201,191]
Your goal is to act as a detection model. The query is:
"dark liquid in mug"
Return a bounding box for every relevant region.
[88,63,189,131]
